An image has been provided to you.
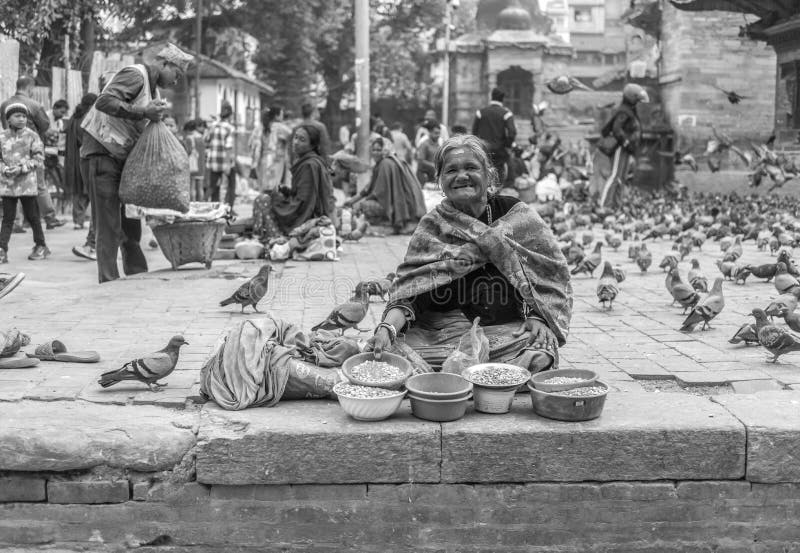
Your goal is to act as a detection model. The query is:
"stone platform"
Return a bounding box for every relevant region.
[3,214,800,549]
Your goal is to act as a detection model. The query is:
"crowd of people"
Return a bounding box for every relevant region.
[0,37,650,295]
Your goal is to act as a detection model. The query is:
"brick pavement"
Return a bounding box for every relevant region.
[2,213,799,408]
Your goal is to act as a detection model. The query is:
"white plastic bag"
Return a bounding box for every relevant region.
[441,317,490,376]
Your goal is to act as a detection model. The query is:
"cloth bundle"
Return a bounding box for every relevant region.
[120,121,191,213]
[199,317,359,410]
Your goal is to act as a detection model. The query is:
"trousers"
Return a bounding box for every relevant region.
[82,155,147,283]
[0,196,46,252]
[207,170,237,207]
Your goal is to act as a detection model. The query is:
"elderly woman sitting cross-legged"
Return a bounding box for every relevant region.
[367,134,573,372]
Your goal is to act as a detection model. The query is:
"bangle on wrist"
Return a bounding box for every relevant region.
[376,322,397,344]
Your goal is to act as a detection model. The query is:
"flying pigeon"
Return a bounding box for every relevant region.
[752,308,800,363]
[311,282,371,335]
[712,85,749,105]
[545,75,593,95]
[596,261,619,311]
[98,336,188,392]
[220,264,273,313]
[680,277,725,332]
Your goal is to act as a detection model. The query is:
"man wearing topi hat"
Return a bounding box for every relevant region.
[80,43,194,284]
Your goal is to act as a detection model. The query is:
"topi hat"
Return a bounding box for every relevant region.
[4,103,28,119]
[155,43,194,73]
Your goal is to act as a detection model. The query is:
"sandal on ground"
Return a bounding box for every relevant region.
[26,340,100,363]
[0,353,40,369]
[0,273,25,300]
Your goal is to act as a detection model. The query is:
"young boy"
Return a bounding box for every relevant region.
[0,103,48,263]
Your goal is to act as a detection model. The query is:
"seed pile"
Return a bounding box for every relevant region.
[350,360,405,383]
[470,365,529,387]
[336,383,399,398]
[553,386,607,397]
[543,376,590,385]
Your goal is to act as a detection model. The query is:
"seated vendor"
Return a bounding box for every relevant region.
[344,136,427,235]
[367,134,573,372]
[252,124,334,239]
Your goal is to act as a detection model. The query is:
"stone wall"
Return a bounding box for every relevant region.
[2,392,800,551]
[660,4,776,151]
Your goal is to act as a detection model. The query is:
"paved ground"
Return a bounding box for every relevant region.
[2,203,799,409]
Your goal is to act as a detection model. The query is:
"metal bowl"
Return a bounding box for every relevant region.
[341,352,413,390]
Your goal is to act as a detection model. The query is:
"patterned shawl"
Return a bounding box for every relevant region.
[390,199,573,346]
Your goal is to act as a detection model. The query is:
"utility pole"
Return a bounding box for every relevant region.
[355,0,370,187]
[195,0,203,120]
[442,1,454,129]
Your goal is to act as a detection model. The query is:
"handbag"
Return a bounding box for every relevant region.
[597,135,619,157]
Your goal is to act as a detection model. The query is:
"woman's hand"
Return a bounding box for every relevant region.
[512,318,557,351]
[365,327,392,359]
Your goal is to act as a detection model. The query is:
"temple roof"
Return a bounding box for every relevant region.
[670,0,800,39]
[496,1,533,30]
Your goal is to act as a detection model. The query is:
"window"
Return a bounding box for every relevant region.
[574,8,593,23]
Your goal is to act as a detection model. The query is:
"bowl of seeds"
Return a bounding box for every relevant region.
[527,380,609,422]
[461,363,531,414]
[333,382,407,421]
[342,352,413,390]
[530,368,598,393]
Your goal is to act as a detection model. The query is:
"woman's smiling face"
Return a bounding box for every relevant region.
[440,147,489,208]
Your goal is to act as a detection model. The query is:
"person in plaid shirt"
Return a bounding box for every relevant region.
[204,102,236,209]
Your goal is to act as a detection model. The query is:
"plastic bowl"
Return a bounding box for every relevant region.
[527,380,608,422]
[407,393,471,422]
[341,352,413,390]
[405,372,473,400]
[472,385,518,414]
[462,363,531,389]
[333,382,406,421]
[530,368,598,393]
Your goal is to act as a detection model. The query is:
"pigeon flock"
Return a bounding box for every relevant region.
[557,189,800,365]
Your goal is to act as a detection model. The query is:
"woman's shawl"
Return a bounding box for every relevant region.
[364,154,427,228]
[390,199,573,345]
[273,152,333,233]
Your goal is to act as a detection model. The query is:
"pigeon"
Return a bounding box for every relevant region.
[751,308,800,363]
[596,261,619,310]
[774,262,800,295]
[571,242,602,277]
[777,250,800,277]
[220,264,273,313]
[362,272,396,301]
[311,282,371,335]
[98,336,188,392]
[744,263,778,282]
[677,238,693,261]
[564,241,585,265]
[635,243,653,273]
[716,260,736,280]
[774,304,800,333]
[680,277,724,332]
[605,233,622,251]
[545,75,593,95]
[731,264,751,285]
[719,236,732,252]
[612,265,626,283]
[666,268,700,314]
[722,236,743,262]
[659,254,679,272]
[712,85,749,104]
[765,294,799,320]
[687,259,708,292]
[729,322,760,346]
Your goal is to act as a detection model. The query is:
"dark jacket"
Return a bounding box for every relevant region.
[471,101,517,158]
[273,151,334,233]
[0,91,51,139]
[602,101,642,154]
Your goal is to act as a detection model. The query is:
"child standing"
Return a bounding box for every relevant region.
[0,103,48,263]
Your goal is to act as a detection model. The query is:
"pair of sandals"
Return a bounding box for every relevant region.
[0,340,100,369]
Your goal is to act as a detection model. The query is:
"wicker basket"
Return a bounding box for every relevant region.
[152,220,227,270]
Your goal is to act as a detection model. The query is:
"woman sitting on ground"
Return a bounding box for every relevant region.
[344,136,427,235]
[367,134,573,372]
[252,124,334,239]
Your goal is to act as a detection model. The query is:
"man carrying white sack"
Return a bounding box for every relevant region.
[80,43,193,284]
